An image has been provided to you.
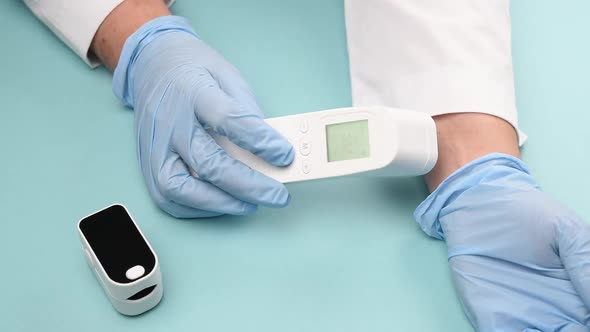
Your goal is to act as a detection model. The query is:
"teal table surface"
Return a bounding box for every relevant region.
[1,1,589,331]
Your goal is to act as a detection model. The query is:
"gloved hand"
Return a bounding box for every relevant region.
[415,154,590,331]
[113,16,294,218]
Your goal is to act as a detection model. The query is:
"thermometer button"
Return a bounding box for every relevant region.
[299,120,309,133]
[299,139,311,156]
[302,159,311,174]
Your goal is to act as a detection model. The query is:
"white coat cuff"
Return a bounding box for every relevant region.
[345,0,526,145]
[25,0,174,68]
[351,66,527,145]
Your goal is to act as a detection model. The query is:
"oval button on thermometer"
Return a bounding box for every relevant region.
[212,106,438,183]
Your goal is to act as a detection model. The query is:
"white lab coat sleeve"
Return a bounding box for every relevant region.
[345,0,526,144]
[24,0,174,68]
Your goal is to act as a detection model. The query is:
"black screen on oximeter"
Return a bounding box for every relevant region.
[79,205,156,284]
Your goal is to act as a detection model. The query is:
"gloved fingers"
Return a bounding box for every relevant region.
[172,123,291,208]
[524,328,590,332]
[142,148,224,218]
[191,69,294,167]
[145,165,222,218]
[557,213,590,309]
[449,254,590,331]
[552,324,590,332]
[158,200,222,219]
[155,153,258,215]
[214,66,264,117]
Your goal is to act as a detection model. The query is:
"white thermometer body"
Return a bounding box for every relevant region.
[213,106,438,183]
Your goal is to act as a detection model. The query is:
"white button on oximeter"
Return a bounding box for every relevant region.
[211,106,438,183]
[78,204,163,316]
[126,265,146,281]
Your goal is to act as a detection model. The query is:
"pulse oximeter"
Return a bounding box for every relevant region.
[78,204,163,315]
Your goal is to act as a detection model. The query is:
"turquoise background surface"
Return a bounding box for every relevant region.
[1,1,589,331]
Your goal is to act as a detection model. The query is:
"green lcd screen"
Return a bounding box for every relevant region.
[326,120,370,162]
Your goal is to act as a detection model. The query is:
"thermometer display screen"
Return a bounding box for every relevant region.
[326,120,370,162]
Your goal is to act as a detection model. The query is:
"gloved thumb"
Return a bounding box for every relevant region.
[558,210,590,310]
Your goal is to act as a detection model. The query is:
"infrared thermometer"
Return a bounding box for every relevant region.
[213,106,438,183]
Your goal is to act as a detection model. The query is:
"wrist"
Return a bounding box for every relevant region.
[425,113,520,191]
[91,0,171,71]
[415,153,534,240]
[112,16,199,108]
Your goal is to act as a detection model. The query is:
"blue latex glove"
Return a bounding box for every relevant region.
[112,16,294,218]
[415,154,590,331]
